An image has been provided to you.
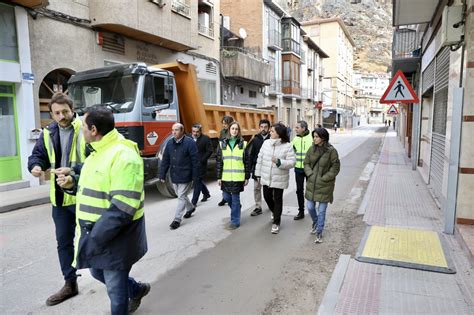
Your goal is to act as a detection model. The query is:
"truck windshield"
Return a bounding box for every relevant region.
[69,74,139,114]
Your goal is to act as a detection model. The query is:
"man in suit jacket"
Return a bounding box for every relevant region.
[190,124,213,207]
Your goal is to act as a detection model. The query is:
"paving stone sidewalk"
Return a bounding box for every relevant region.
[319,131,474,315]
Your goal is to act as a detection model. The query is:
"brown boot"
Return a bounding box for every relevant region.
[46,280,78,306]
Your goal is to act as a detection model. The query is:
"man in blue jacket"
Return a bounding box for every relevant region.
[159,123,199,230]
[27,92,84,306]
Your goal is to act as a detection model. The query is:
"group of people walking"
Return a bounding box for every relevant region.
[28,92,340,314]
[160,114,341,243]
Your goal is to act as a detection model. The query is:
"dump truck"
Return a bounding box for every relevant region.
[68,62,275,197]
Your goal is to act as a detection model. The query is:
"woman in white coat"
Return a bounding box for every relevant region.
[255,123,296,234]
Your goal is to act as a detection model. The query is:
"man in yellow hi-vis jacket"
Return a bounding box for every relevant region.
[57,106,149,314]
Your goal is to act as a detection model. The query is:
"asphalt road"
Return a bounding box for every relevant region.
[0,125,385,314]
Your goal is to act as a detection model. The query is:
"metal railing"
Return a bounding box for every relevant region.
[281,38,300,56]
[392,27,421,59]
[198,23,214,37]
[221,46,268,63]
[268,29,281,48]
[269,79,281,93]
[171,0,190,17]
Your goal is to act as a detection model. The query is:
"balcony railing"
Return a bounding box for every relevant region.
[281,38,300,56]
[392,27,421,59]
[198,23,214,38]
[171,0,190,18]
[221,46,272,85]
[268,79,282,94]
[282,80,300,96]
[268,29,281,49]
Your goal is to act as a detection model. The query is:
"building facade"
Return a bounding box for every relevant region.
[391,0,474,235]
[353,72,390,125]
[220,0,328,129]
[0,2,37,190]
[302,18,355,128]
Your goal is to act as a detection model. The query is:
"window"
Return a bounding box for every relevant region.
[144,75,170,107]
[249,90,257,98]
[0,84,17,157]
[240,87,244,94]
[0,4,18,61]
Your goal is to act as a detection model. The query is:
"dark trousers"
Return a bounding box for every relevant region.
[191,178,210,206]
[295,171,306,213]
[90,268,141,315]
[52,205,77,281]
[263,186,284,225]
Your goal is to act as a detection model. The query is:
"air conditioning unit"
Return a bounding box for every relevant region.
[441,5,464,46]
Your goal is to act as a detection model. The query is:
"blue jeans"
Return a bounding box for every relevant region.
[90,268,142,315]
[191,178,210,206]
[52,205,77,281]
[306,201,328,235]
[222,191,241,227]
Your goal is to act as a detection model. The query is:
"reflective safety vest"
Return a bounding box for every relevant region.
[292,132,313,168]
[221,140,247,182]
[43,118,85,206]
[73,129,145,266]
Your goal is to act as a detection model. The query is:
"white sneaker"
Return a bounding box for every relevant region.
[314,233,323,243]
[271,224,279,234]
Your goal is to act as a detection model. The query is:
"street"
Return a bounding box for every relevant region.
[1,126,385,314]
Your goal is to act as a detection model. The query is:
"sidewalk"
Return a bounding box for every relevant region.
[0,184,50,213]
[318,131,474,314]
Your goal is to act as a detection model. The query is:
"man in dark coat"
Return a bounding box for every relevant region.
[159,123,199,230]
[190,123,212,206]
[247,119,270,216]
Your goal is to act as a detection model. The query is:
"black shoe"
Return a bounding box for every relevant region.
[129,282,151,313]
[201,195,210,202]
[169,220,180,230]
[250,208,262,216]
[218,199,227,206]
[183,208,195,219]
[294,212,305,220]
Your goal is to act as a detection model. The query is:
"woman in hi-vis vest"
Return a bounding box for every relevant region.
[216,121,250,230]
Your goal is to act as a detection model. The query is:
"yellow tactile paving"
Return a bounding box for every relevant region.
[361,226,448,268]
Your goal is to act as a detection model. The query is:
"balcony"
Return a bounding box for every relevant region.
[282,80,300,97]
[221,47,272,85]
[268,79,282,95]
[393,0,438,26]
[198,23,214,38]
[10,0,48,8]
[392,27,421,75]
[89,0,195,52]
[171,0,191,18]
[268,29,281,50]
[282,38,300,56]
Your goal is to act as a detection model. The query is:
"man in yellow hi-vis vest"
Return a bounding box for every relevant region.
[28,92,85,306]
[291,120,313,220]
[57,107,150,314]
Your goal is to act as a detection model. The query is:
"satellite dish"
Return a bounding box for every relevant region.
[239,28,248,39]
